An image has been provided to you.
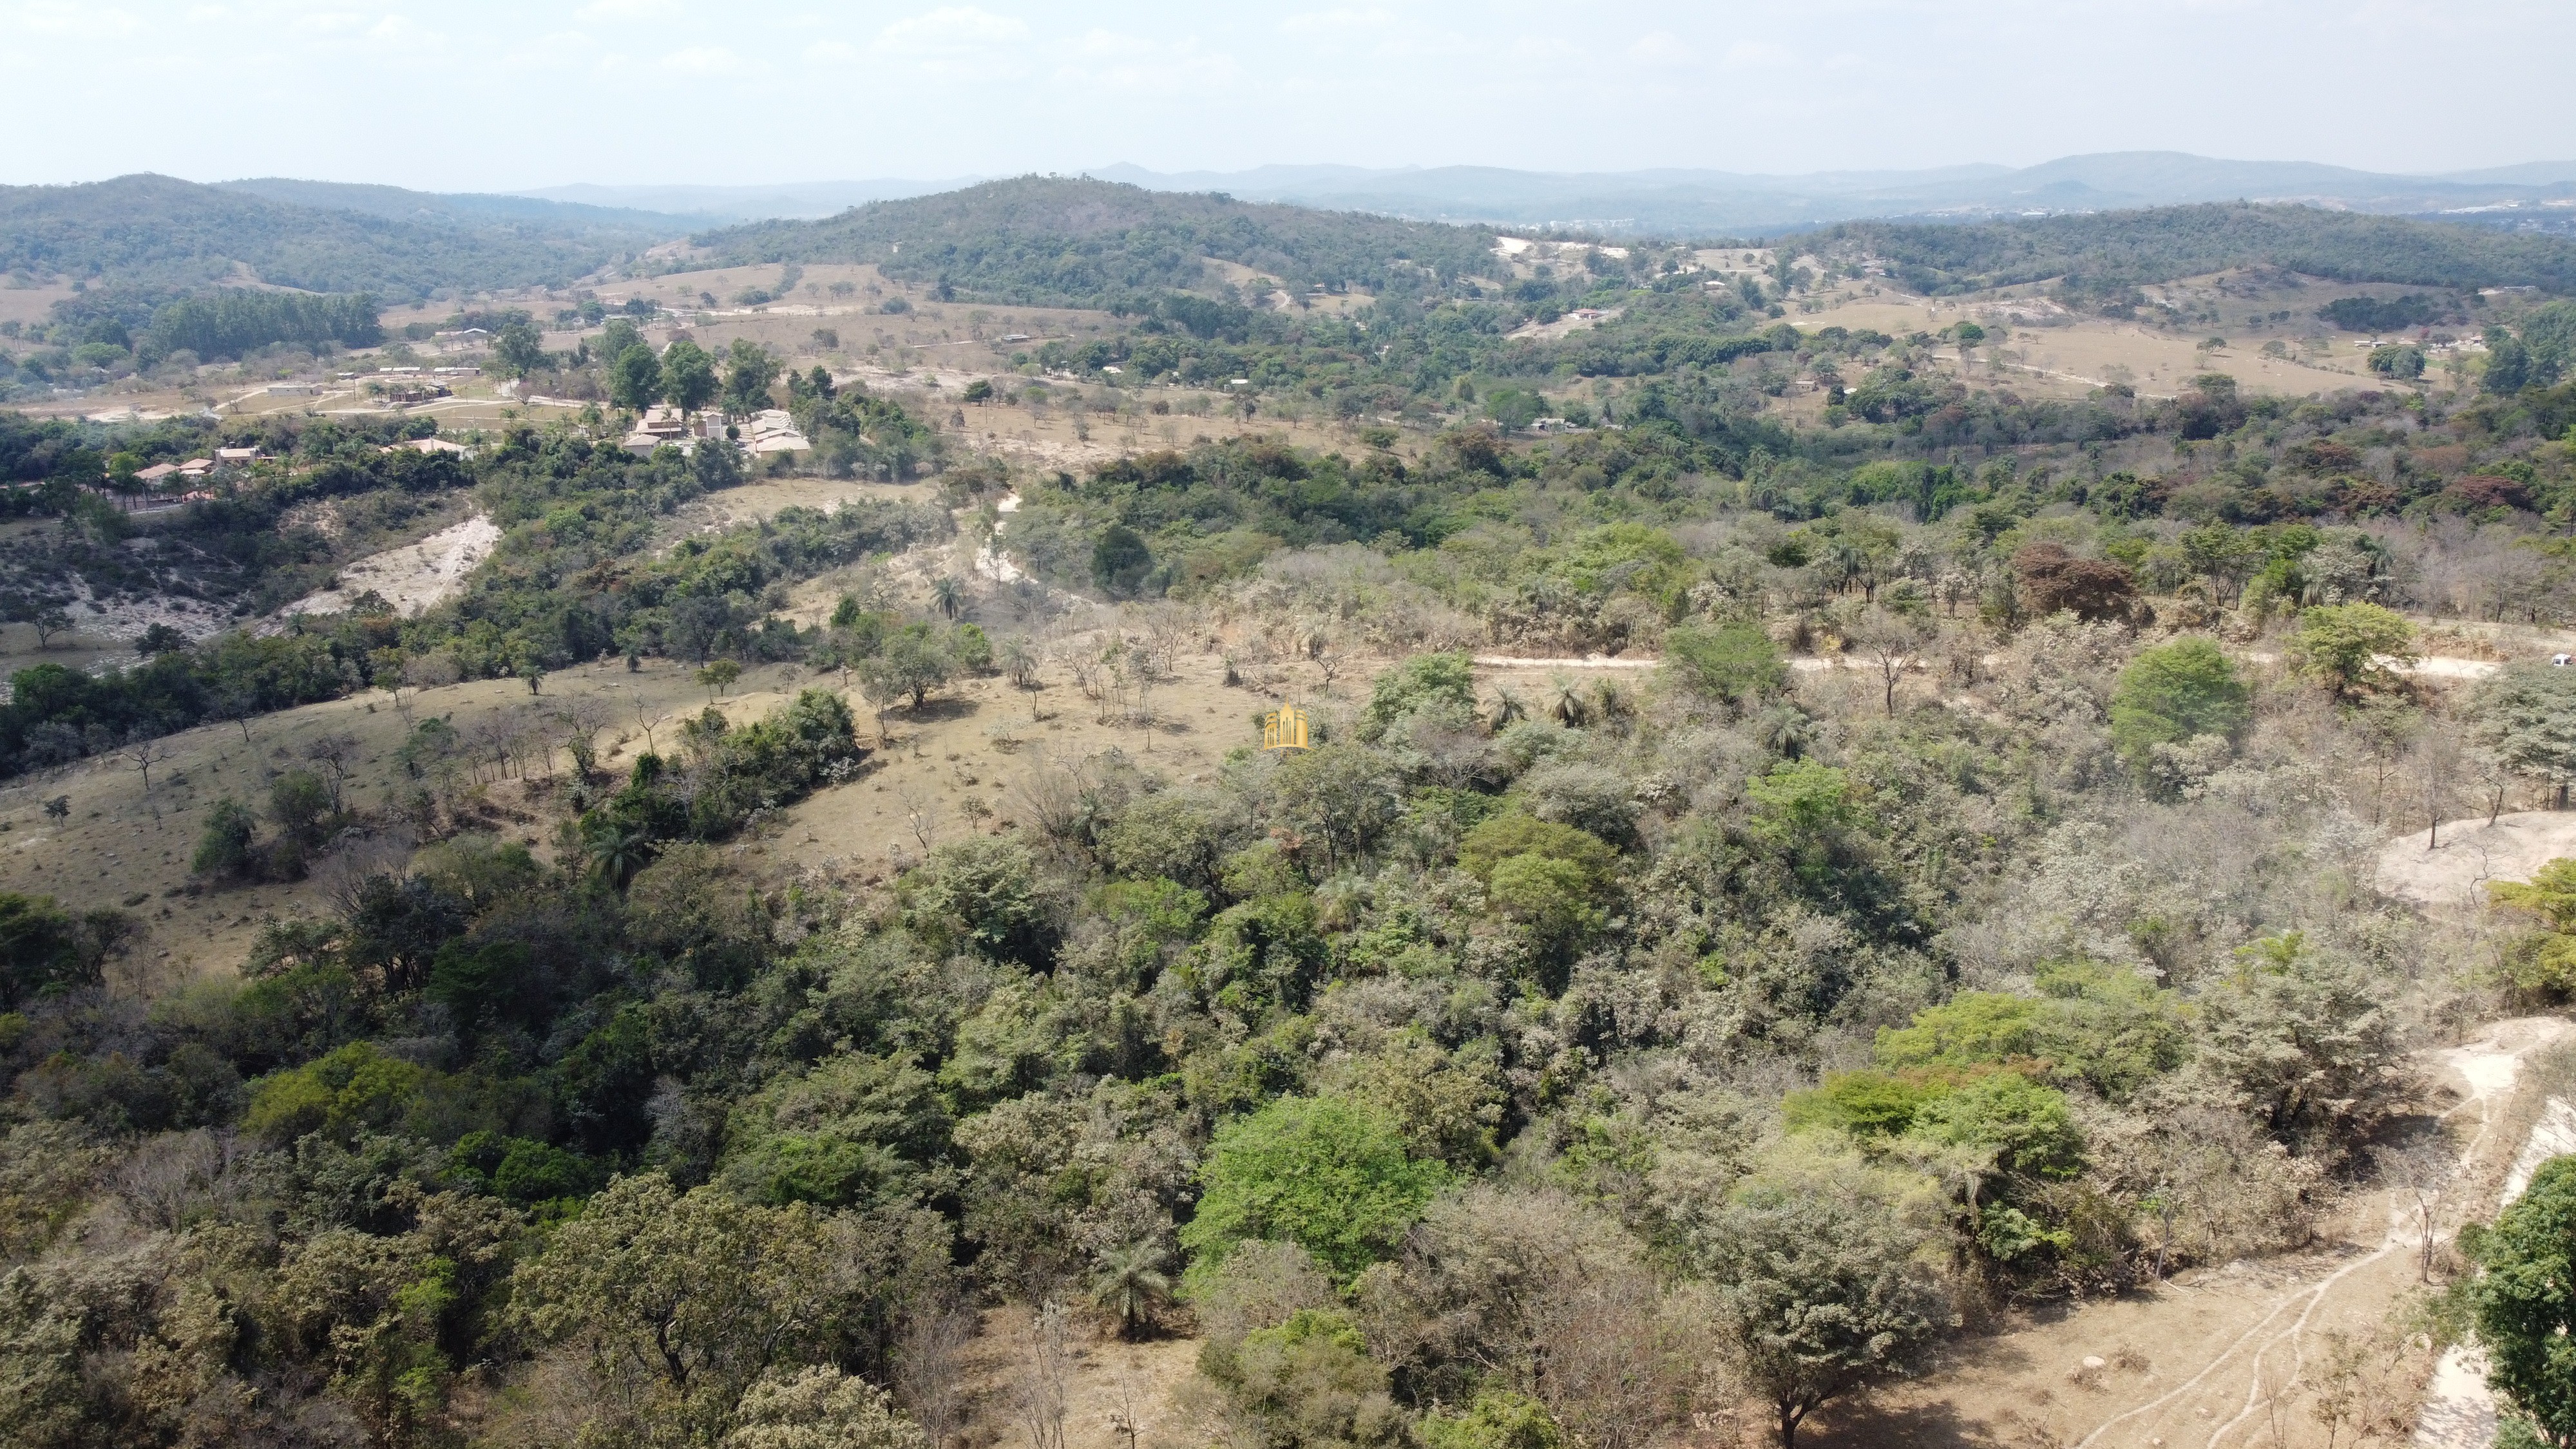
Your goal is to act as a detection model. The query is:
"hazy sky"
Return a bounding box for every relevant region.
[13,0,2573,189]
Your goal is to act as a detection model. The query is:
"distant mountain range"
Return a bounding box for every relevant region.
[0,175,690,301]
[1080,153,2576,234]
[14,152,2576,310]
[499,152,2576,234]
[510,180,983,223]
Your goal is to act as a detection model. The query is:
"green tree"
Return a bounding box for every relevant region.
[1695,1155,1951,1448]
[610,344,663,412]
[1089,1240,1174,1339]
[2285,603,2416,700]
[859,629,956,709]
[2109,637,2252,770]
[903,838,1051,965]
[0,893,90,1008]
[2470,661,2576,808]
[1273,746,1402,872]
[2197,933,2401,1151]
[725,1368,929,1449]
[1662,621,1787,712]
[1183,1095,1448,1282]
[662,339,719,415]
[2367,344,2425,379]
[2486,326,2533,395]
[508,1173,865,1448]
[1359,652,1476,740]
[1201,1307,1405,1449]
[2492,859,2576,997]
[724,338,781,416]
[1456,811,1617,966]
[191,797,260,879]
[1419,1392,1563,1449]
[2179,525,2266,608]
[2467,1156,2576,1445]
[491,318,548,379]
[270,768,335,848]
[699,659,743,700]
[1092,524,1154,598]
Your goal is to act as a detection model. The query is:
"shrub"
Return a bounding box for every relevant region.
[2108,637,2250,771]
[1662,621,1787,709]
[1183,1095,1447,1282]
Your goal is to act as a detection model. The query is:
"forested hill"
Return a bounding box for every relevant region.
[691,175,1505,307]
[1818,202,2576,298]
[216,178,696,236]
[0,173,669,301]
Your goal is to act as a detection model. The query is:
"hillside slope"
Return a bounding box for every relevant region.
[692,175,1503,306]
[217,177,696,236]
[1818,202,2576,296]
[0,174,653,300]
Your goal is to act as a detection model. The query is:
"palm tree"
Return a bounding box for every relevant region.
[1484,687,1527,732]
[1549,676,1589,727]
[1089,1240,1172,1340]
[931,575,964,620]
[586,820,653,891]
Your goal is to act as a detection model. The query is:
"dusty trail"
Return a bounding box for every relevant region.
[2065,1020,2568,1449]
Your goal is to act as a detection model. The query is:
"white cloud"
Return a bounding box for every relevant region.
[367,13,441,45]
[1277,6,1396,35]
[578,0,680,17]
[803,38,861,63]
[660,44,750,75]
[1626,30,1698,67]
[871,5,1029,79]
[1722,39,1793,69]
[1056,30,1237,93]
[875,6,1026,55]
[8,1,141,37]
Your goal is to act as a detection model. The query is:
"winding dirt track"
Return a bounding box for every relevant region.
[1813,1020,2568,1449]
[2066,1020,2568,1449]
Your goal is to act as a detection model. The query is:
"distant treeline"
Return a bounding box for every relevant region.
[147,290,381,359]
[2316,293,2463,333]
[696,175,1503,308]
[0,173,639,300]
[1816,204,2576,299]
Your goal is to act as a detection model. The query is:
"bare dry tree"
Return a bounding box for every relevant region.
[1138,602,1193,679]
[632,698,671,757]
[1011,1300,1070,1449]
[554,694,615,780]
[1849,607,1932,717]
[895,1294,977,1449]
[2373,1137,2457,1283]
[1309,627,1344,692]
[1011,750,1092,845]
[120,731,174,796]
[2415,726,2465,850]
[318,829,417,918]
[301,732,361,813]
[893,784,939,853]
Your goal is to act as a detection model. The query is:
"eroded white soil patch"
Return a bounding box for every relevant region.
[279,514,501,622]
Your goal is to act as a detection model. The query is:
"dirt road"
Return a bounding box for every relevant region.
[1811,1019,2571,1449]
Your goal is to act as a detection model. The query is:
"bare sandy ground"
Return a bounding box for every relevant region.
[1815,1018,2573,1449]
[278,513,500,621]
[2375,810,2576,910]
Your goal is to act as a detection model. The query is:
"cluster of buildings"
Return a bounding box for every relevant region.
[620,406,810,457]
[133,446,262,489]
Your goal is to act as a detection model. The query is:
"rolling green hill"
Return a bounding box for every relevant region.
[0,173,658,301]
[1816,202,2576,297]
[216,177,696,236]
[692,175,1505,306]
